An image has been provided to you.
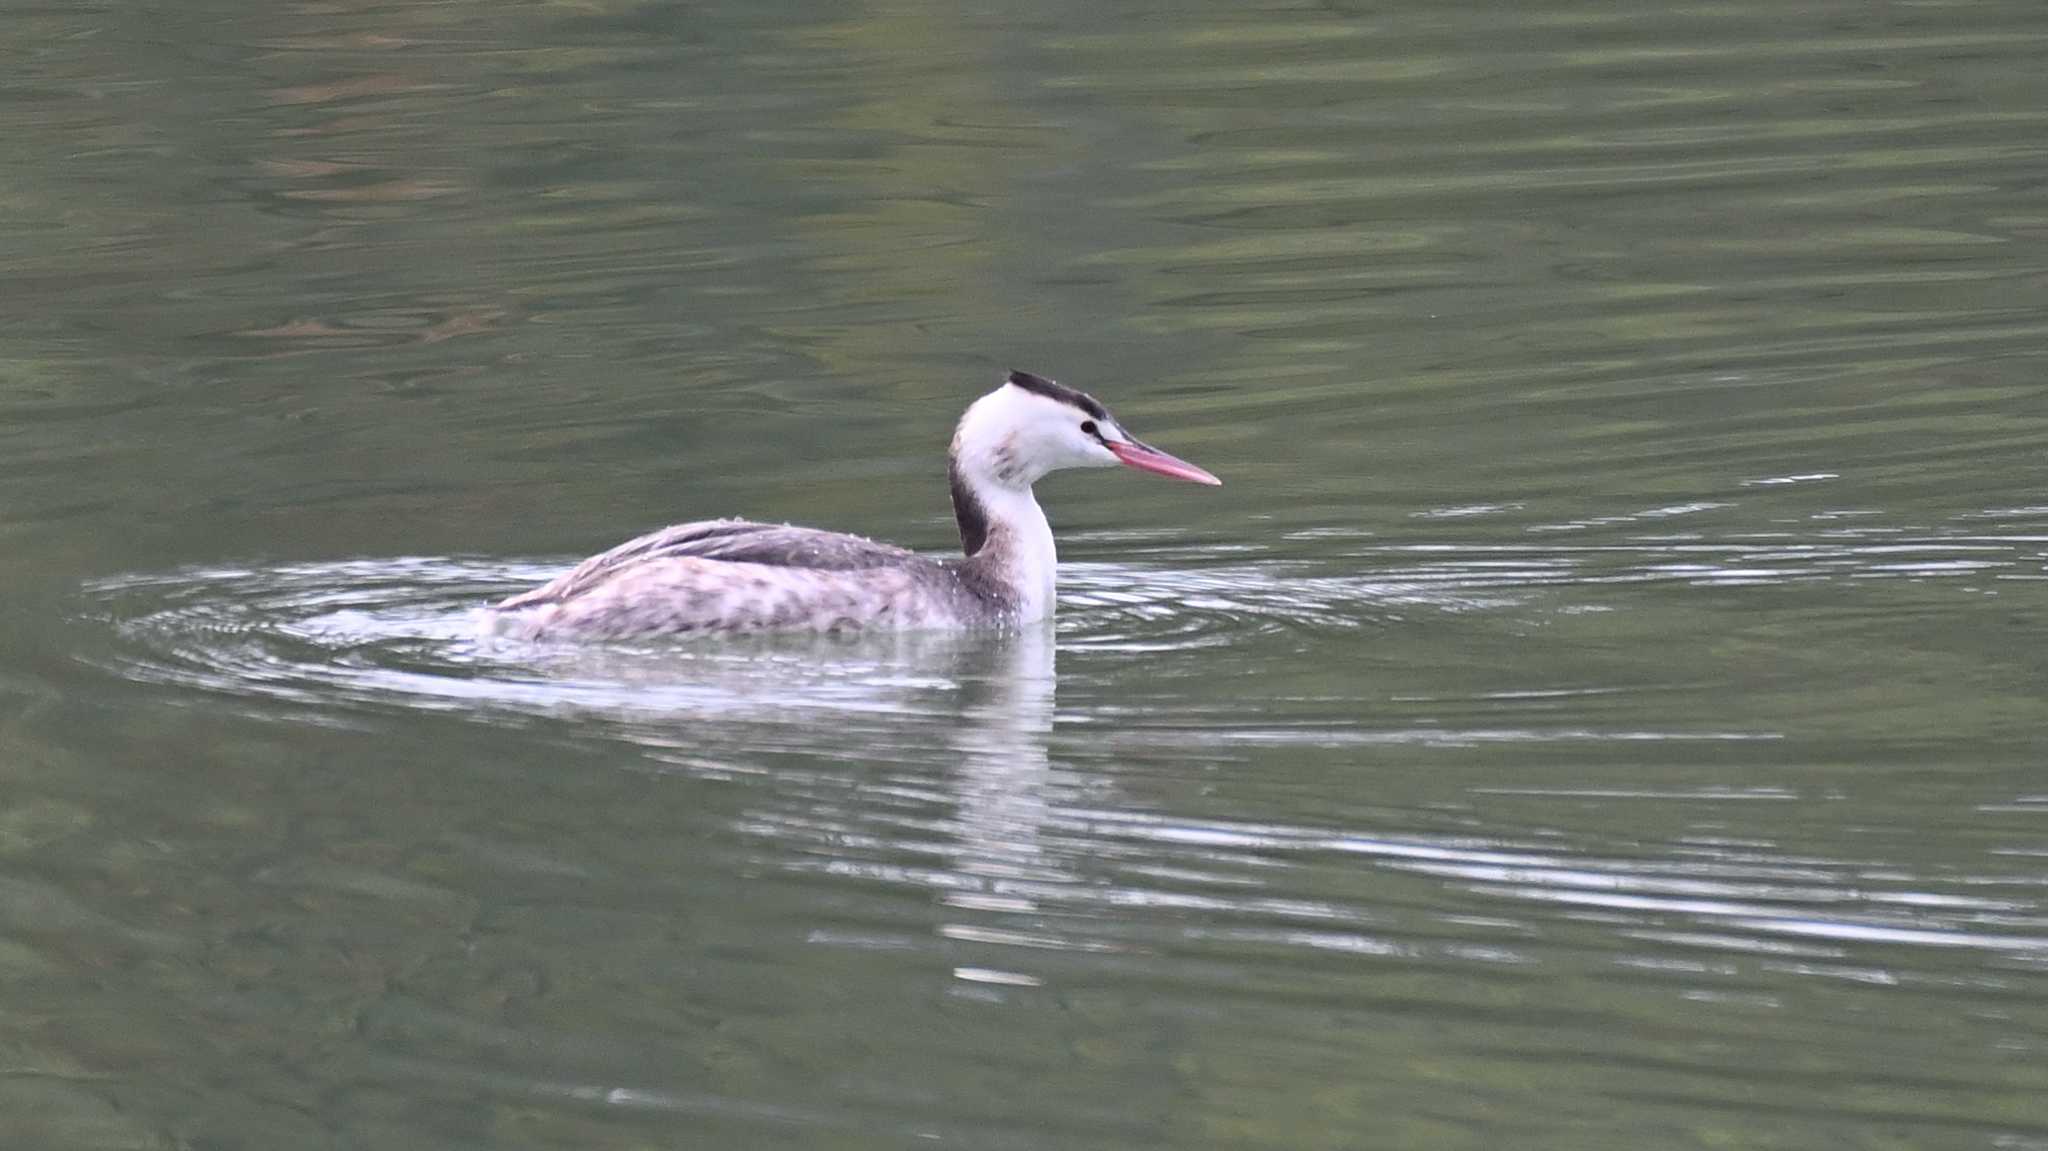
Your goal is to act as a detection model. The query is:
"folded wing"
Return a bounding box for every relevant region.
[494,519,930,613]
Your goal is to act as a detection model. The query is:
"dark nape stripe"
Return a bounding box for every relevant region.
[1006,369,1109,420]
[949,456,992,556]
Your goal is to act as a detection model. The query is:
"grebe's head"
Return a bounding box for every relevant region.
[950,370,1220,490]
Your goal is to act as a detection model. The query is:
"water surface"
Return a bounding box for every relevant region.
[5,0,2048,1147]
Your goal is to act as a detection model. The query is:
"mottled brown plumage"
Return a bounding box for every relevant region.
[488,519,1016,638]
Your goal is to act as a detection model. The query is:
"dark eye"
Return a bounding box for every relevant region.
[1080,420,1098,438]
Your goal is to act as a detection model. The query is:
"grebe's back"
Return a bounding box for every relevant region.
[489,520,981,638]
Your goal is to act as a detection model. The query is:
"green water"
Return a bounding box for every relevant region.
[5,0,2048,1147]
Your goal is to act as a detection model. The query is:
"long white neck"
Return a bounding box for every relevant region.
[949,456,1058,623]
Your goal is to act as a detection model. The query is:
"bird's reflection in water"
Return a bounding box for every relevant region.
[933,626,1113,988]
[941,625,1064,910]
[491,625,1077,979]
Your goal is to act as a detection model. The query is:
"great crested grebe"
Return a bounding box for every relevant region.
[485,371,1219,639]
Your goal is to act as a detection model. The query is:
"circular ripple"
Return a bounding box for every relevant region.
[79,518,2037,723]
[82,557,553,713]
[78,552,1411,719]
[71,559,1105,735]
[1056,560,1505,652]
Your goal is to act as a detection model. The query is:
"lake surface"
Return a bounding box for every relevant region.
[5,0,2048,1146]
